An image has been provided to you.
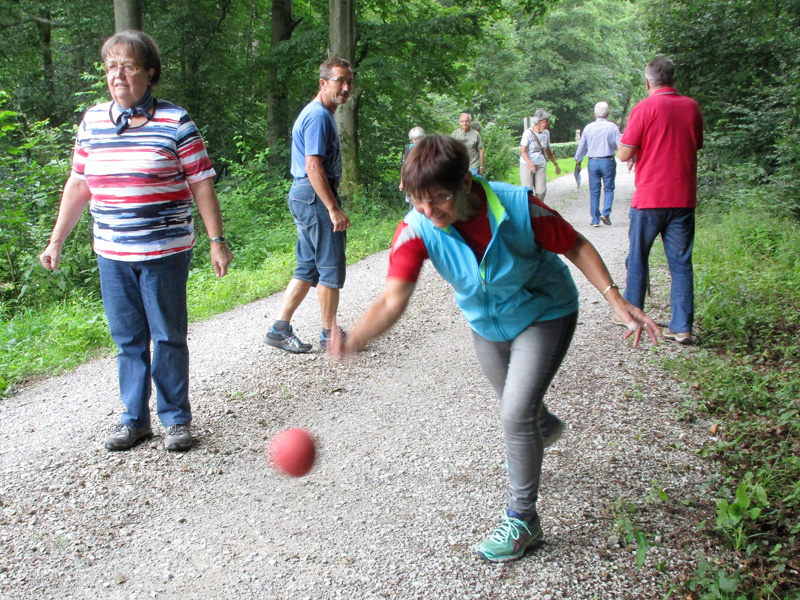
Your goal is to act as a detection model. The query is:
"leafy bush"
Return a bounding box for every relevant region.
[479,122,519,181]
[550,141,578,159]
[0,93,96,315]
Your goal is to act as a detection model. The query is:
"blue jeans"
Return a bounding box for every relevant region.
[98,251,193,429]
[588,158,616,224]
[469,167,480,176]
[471,312,577,521]
[624,207,695,333]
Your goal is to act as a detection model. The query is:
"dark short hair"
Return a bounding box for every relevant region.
[645,56,676,88]
[320,57,353,80]
[101,30,162,86]
[401,135,469,201]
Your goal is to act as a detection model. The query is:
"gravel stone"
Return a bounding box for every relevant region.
[0,166,719,599]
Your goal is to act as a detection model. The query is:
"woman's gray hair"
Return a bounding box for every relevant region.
[408,126,426,141]
[531,109,552,125]
[101,30,162,86]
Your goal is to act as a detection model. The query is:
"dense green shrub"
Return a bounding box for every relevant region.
[480,122,519,181]
[550,141,578,159]
[0,94,96,316]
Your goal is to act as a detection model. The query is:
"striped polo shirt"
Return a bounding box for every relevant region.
[72,99,216,261]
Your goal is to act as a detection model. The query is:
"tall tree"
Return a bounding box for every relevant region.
[329,0,359,196]
[267,0,302,148]
[113,0,143,31]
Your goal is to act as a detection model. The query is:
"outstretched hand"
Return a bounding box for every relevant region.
[325,321,351,359]
[613,301,660,348]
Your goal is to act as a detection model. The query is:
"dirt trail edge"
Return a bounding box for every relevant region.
[0,166,717,600]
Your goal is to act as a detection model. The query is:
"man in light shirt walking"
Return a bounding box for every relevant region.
[574,102,622,227]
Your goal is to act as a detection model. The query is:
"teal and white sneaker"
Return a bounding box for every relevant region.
[476,510,543,562]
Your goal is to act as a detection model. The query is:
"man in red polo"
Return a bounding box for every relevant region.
[618,56,703,344]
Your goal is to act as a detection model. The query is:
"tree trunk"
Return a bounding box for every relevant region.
[114,0,143,32]
[36,8,55,114]
[267,0,300,151]
[329,0,360,197]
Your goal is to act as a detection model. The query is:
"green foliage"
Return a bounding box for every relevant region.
[0,93,95,314]
[513,0,649,142]
[480,122,519,181]
[609,498,651,569]
[684,558,744,600]
[647,0,800,215]
[1,296,111,395]
[659,163,800,599]
[550,141,578,159]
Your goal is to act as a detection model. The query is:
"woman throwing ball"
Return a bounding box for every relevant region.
[330,135,659,562]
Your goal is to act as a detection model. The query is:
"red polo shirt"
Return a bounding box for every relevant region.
[621,87,703,209]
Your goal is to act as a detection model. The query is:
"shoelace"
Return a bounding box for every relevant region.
[489,515,531,543]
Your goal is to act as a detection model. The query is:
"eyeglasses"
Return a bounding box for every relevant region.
[409,192,454,206]
[104,63,143,76]
[327,76,354,86]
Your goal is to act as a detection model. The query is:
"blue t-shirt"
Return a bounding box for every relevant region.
[290,100,342,180]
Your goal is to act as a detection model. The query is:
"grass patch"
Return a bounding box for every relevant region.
[499,157,574,186]
[660,182,800,599]
[0,206,404,396]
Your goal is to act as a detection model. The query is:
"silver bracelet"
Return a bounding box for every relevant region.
[602,283,618,297]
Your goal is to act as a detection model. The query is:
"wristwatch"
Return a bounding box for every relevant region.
[210,235,227,244]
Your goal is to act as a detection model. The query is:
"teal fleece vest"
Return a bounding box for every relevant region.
[405,178,579,342]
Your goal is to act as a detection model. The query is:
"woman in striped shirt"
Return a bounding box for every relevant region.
[40,31,233,453]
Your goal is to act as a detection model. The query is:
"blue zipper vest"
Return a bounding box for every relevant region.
[405,178,579,341]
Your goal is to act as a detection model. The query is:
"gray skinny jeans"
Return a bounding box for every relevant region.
[471,311,578,521]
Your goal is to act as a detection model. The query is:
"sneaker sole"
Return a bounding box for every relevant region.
[105,431,153,451]
[476,527,544,562]
[264,336,312,353]
[164,439,193,451]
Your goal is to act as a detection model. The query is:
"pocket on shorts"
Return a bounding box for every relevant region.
[288,179,318,227]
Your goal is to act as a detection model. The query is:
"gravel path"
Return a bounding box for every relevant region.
[0,166,718,599]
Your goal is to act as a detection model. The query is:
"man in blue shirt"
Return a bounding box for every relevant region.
[574,102,622,227]
[265,57,354,353]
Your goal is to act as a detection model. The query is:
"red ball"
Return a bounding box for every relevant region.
[267,428,316,477]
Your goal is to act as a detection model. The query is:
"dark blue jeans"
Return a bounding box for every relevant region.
[624,207,695,333]
[588,158,616,224]
[98,251,193,429]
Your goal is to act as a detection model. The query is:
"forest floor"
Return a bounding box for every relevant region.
[0,165,720,600]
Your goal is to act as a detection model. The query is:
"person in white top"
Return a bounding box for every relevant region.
[519,109,561,200]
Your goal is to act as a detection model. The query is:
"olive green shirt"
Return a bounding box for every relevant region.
[450,128,484,170]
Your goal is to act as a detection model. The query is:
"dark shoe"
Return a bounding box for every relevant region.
[164,424,193,451]
[600,215,612,226]
[591,222,601,227]
[662,327,693,345]
[319,329,347,351]
[265,325,312,353]
[105,423,152,451]
[541,414,565,448]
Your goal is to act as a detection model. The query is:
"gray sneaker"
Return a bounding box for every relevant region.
[265,325,312,353]
[105,423,153,451]
[164,424,193,451]
[600,215,612,226]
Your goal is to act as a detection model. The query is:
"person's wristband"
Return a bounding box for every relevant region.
[602,283,618,297]
[210,235,227,244]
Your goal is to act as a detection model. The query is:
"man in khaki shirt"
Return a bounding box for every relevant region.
[451,112,484,176]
